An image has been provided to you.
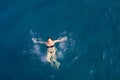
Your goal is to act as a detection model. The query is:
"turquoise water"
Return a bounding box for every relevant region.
[0,0,120,80]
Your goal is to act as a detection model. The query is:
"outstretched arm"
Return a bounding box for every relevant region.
[54,37,67,43]
[32,38,45,44]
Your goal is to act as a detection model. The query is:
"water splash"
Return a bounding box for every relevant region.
[29,30,76,69]
[57,32,76,57]
[30,31,47,63]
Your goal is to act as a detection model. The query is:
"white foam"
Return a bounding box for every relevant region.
[30,31,76,68]
[30,31,47,63]
[33,44,41,56]
[57,51,64,59]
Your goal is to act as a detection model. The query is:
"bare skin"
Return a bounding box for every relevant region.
[32,37,67,68]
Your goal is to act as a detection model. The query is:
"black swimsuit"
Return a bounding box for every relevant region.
[46,45,54,48]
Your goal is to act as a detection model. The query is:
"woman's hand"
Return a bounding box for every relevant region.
[32,38,37,43]
[60,37,67,41]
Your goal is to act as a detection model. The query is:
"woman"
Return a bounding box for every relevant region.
[32,37,67,68]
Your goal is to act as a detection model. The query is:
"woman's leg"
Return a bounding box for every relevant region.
[46,48,60,68]
[46,52,52,63]
[51,50,60,69]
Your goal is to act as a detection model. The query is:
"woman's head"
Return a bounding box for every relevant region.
[47,38,52,43]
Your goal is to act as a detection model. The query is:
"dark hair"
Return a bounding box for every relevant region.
[48,37,51,39]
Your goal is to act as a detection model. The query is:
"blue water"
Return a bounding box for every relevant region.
[0,0,120,80]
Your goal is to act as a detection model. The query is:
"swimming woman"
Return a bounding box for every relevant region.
[32,37,67,68]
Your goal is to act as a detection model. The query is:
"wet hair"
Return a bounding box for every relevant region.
[47,37,52,40]
[47,38,52,41]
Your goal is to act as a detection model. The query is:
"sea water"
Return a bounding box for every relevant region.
[0,0,120,80]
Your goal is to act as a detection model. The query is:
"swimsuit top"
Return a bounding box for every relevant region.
[46,45,54,48]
